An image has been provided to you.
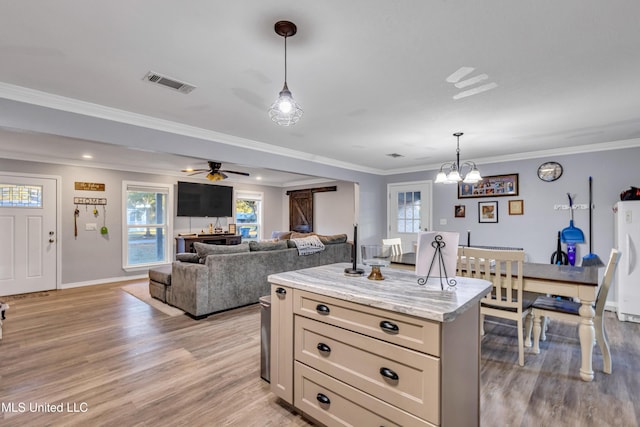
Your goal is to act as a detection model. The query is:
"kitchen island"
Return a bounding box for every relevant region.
[268,262,492,427]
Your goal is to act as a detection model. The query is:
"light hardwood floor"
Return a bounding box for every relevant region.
[1,280,638,427]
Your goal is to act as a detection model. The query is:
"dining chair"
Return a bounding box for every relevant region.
[459,247,531,366]
[531,248,621,374]
[382,238,403,256]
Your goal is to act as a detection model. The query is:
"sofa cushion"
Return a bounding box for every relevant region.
[194,242,250,262]
[249,240,288,252]
[149,265,172,285]
[176,252,200,263]
[318,233,348,245]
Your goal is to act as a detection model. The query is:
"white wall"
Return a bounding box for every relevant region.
[278,181,356,239]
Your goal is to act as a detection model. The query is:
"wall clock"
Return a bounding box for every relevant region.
[537,161,563,182]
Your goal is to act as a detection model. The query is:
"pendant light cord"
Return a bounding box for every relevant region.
[283,35,288,85]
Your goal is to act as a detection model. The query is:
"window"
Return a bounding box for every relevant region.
[397,190,421,233]
[235,191,262,241]
[0,184,42,207]
[123,182,172,270]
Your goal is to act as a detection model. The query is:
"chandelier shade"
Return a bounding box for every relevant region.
[434,132,483,185]
[268,21,303,126]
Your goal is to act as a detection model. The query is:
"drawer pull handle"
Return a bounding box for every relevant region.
[275,287,287,295]
[317,343,331,354]
[316,393,331,405]
[379,320,399,334]
[380,367,399,381]
[316,304,330,315]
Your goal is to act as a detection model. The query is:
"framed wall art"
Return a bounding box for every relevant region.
[454,205,466,218]
[458,173,519,199]
[509,199,524,215]
[478,201,498,223]
[228,223,237,234]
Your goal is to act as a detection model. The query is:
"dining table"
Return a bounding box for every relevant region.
[390,252,601,381]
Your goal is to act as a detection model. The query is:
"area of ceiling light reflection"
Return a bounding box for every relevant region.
[82,154,93,159]
[256,176,263,180]
[453,82,499,100]
[446,67,475,83]
[455,74,488,89]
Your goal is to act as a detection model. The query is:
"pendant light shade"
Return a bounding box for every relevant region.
[435,132,483,184]
[268,21,303,126]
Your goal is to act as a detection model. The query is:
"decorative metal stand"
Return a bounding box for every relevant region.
[417,234,457,290]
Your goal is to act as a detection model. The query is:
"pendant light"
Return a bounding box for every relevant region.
[268,21,303,126]
[434,132,483,184]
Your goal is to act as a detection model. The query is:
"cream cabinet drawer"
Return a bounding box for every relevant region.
[295,315,440,424]
[294,289,440,356]
[295,362,436,427]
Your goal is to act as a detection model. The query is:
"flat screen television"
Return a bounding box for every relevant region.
[177,181,233,217]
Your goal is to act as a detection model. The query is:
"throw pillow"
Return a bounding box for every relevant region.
[176,252,200,263]
[270,231,293,240]
[290,231,317,239]
[193,242,250,262]
[249,240,289,252]
[318,234,348,245]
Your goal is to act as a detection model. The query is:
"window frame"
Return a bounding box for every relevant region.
[235,190,263,242]
[122,181,173,271]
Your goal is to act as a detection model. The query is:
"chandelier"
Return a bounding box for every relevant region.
[434,132,483,184]
[268,21,303,126]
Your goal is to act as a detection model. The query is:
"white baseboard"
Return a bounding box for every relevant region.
[61,274,148,290]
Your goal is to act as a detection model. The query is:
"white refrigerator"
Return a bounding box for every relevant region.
[614,200,640,322]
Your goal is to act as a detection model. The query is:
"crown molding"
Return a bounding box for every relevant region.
[0,83,381,175]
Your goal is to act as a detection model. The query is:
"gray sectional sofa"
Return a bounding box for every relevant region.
[150,235,352,318]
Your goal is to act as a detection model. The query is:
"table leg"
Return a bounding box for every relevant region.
[532,314,542,354]
[578,300,596,382]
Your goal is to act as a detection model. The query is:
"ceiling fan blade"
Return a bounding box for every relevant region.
[221,170,251,176]
[181,168,208,173]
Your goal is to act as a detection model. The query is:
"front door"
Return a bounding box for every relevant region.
[387,181,432,253]
[0,175,58,296]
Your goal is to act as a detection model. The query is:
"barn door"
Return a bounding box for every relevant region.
[289,189,313,233]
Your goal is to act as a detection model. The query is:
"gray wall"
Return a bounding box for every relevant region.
[386,146,640,268]
[0,158,319,286]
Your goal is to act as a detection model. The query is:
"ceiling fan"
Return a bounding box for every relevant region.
[181,161,250,181]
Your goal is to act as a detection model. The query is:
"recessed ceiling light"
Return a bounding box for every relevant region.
[82,154,93,159]
[256,176,263,180]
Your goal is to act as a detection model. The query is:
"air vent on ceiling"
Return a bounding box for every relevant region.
[143,71,196,94]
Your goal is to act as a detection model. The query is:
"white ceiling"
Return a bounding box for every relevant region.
[0,1,639,183]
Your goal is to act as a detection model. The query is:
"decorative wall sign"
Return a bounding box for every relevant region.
[458,174,519,199]
[75,182,105,191]
[73,197,107,205]
[478,201,499,223]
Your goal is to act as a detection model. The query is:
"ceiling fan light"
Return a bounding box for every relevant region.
[206,171,227,181]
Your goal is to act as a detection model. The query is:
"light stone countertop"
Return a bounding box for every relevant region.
[268,262,493,323]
